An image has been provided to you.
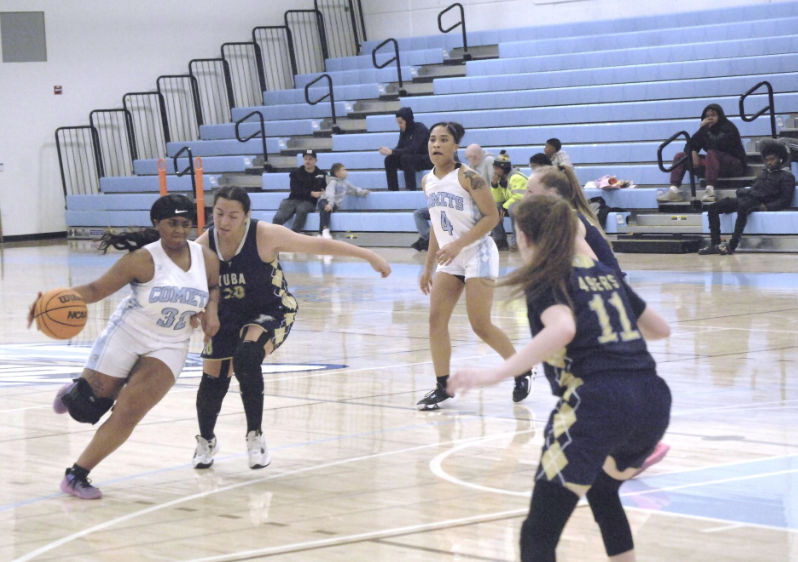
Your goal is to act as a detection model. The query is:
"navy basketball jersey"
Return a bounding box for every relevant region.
[527,254,656,396]
[209,219,298,324]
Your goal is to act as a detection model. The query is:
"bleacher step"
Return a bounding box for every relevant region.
[218,173,265,189]
[319,118,368,135]
[283,137,334,155]
[449,45,499,61]
[634,214,703,227]
[382,82,435,97]
[352,99,402,115]
[612,234,703,254]
[413,64,467,83]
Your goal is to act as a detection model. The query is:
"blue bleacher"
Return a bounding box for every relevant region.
[334,119,772,152]
[404,74,798,114]
[366,94,798,132]
[294,67,416,89]
[305,142,683,170]
[166,139,285,158]
[100,175,220,193]
[200,120,319,139]
[134,156,256,176]
[326,48,446,72]
[360,3,798,53]
[434,53,798,95]
[262,170,427,191]
[231,102,351,122]
[470,35,798,77]
[262,85,381,106]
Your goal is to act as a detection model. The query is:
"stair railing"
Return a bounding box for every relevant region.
[305,74,340,134]
[658,131,697,204]
[235,110,272,171]
[438,3,470,61]
[372,38,405,96]
[740,80,777,139]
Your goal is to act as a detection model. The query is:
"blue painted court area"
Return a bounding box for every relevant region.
[623,455,798,530]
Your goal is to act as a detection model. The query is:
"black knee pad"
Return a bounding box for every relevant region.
[62,378,114,424]
[233,340,266,379]
[586,472,634,557]
[520,480,579,562]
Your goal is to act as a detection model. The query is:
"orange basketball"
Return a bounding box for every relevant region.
[34,288,88,340]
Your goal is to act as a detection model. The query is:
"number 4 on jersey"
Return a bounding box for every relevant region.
[441,211,454,236]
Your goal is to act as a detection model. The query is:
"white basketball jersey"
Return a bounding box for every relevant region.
[108,240,209,343]
[427,164,486,250]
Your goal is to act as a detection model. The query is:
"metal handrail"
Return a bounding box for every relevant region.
[173,146,197,197]
[285,9,330,67]
[235,110,271,170]
[372,38,405,96]
[156,74,205,129]
[89,108,139,163]
[438,3,470,60]
[188,58,235,122]
[305,74,340,134]
[122,91,171,145]
[658,130,697,201]
[251,25,298,87]
[740,80,777,139]
[221,42,268,95]
[55,125,104,199]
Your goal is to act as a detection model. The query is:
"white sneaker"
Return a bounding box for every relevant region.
[656,188,684,203]
[321,229,332,239]
[193,435,219,469]
[701,186,716,203]
[246,430,271,469]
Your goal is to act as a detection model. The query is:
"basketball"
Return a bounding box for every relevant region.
[34,288,88,340]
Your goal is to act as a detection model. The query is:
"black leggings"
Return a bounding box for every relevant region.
[520,473,632,561]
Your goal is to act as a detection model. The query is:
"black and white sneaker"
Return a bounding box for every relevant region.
[512,368,536,403]
[416,385,454,411]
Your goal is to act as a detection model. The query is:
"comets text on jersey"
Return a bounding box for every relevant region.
[149,286,209,308]
[427,191,464,211]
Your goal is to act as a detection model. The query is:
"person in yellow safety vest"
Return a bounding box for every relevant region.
[490,150,528,250]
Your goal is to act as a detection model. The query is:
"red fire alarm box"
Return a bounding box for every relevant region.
[54,86,62,95]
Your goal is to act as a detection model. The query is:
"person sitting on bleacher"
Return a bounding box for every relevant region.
[544,138,572,168]
[699,141,795,256]
[272,149,325,233]
[465,144,495,180]
[529,152,553,171]
[318,163,370,240]
[658,103,747,204]
[491,150,528,250]
[379,107,433,191]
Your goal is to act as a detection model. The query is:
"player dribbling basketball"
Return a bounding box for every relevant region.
[27,194,220,499]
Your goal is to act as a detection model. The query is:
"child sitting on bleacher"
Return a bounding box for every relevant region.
[318,163,370,239]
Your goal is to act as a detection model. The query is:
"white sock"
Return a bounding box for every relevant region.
[669,186,680,193]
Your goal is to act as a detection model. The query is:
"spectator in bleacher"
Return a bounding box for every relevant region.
[411,207,431,252]
[544,138,572,168]
[465,144,495,180]
[318,163,370,239]
[491,150,528,250]
[529,153,553,171]
[380,107,433,191]
[658,103,747,204]
[272,149,325,233]
[699,141,795,256]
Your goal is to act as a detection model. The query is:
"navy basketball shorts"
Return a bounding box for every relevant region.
[536,371,671,488]
[201,310,297,360]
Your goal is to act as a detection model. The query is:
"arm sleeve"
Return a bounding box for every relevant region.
[404,123,429,156]
[324,179,336,201]
[765,174,797,211]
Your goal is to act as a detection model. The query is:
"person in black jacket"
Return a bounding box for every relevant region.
[700,141,795,255]
[658,103,747,204]
[272,149,326,233]
[379,107,433,191]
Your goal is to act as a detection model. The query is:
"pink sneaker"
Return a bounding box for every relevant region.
[53,381,76,414]
[634,442,671,478]
[60,470,102,500]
